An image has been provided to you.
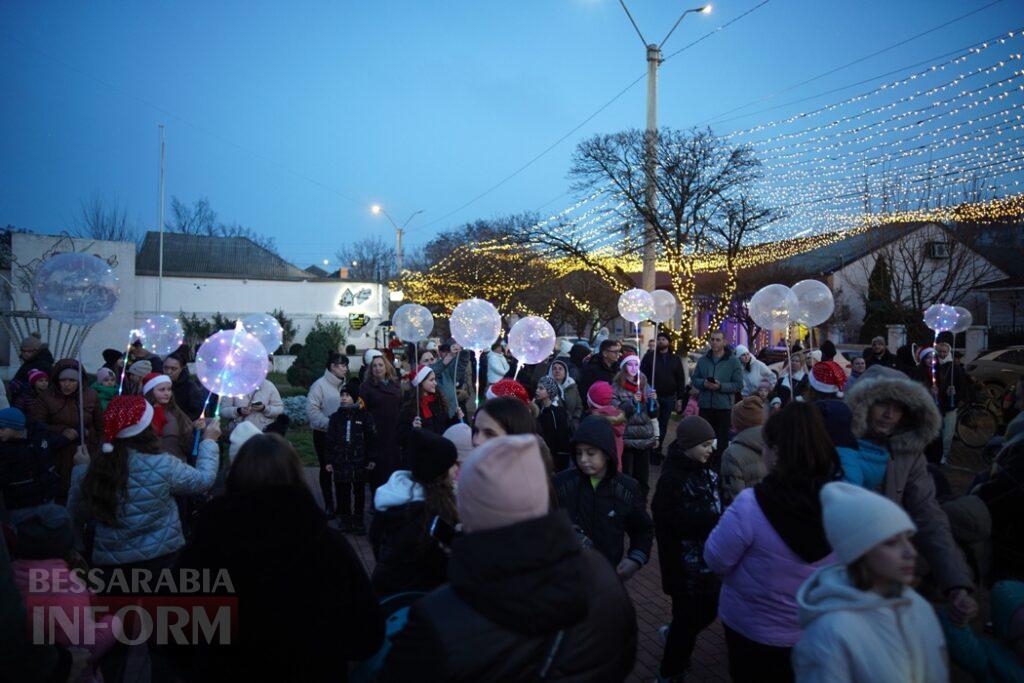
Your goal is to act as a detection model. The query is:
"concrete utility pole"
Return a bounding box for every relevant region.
[157,124,166,312]
[618,2,711,340]
[371,205,423,277]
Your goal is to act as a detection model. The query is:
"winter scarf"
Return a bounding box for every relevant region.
[754,473,832,563]
[91,381,118,411]
[151,403,168,437]
[419,392,437,420]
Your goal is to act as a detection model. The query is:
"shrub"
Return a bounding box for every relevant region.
[286,317,347,389]
[288,343,303,355]
[282,395,309,426]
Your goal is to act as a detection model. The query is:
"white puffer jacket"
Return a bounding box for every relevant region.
[740,357,776,397]
[793,564,948,683]
[306,370,346,432]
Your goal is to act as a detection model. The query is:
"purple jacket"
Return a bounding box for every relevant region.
[703,487,835,647]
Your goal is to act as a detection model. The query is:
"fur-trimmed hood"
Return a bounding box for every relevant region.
[844,365,940,459]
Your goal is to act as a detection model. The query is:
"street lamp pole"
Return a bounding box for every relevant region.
[371,205,423,273]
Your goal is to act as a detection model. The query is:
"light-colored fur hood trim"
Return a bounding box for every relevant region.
[844,365,941,458]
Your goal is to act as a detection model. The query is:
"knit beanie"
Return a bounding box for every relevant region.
[442,422,474,462]
[0,407,26,431]
[457,434,550,532]
[102,348,124,365]
[363,349,383,366]
[27,369,48,386]
[487,379,529,404]
[731,396,765,432]
[674,415,716,451]
[127,360,152,378]
[586,381,614,408]
[20,335,43,352]
[734,345,750,358]
[410,428,458,483]
[102,395,154,452]
[820,481,916,565]
[13,504,72,560]
[95,367,116,383]
[536,375,562,402]
[229,421,263,462]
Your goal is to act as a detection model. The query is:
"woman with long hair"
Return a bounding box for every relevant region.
[360,352,403,489]
[402,365,461,435]
[704,401,841,682]
[142,373,202,461]
[611,353,659,500]
[39,359,104,503]
[369,428,459,597]
[471,396,538,447]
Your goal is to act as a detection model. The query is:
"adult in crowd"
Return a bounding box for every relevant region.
[611,353,659,501]
[12,334,54,384]
[360,352,404,489]
[793,482,948,683]
[471,396,539,447]
[720,395,768,506]
[486,341,510,391]
[162,353,206,421]
[690,330,742,463]
[554,415,653,579]
[969,413,1024,580]
[804,361,847,403]
[220,376,285,434]
[535,375,572,472]
[370,428,458,598]
[125,359,151,395]
[771,351,808,409]
[579,339,622,400]
[652,416,722,681]
[381,435,637,681]
[169,433,384,682]
[864,336,897,369]
[844,355,866,393]
[641,331,688,459]
[704,402,840,682]
[547,358,582,431]
[39,359,103,502]
[430,341,465,421]
[895,343,921,377]
[734,344,775,398]
[68,395,219,681]
[128,339,163,373]
[845,364,978,623]
[401,366,461,442]
[568,342,590,379]
[917,337,968,464]
[142,373,199,461]
[101,348,124,375]
[306,352,353,514]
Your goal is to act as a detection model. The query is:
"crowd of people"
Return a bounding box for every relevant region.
[0,327,1022,682]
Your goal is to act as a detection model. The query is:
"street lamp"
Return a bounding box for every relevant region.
[370,205,424,272]
[618,1,710,341]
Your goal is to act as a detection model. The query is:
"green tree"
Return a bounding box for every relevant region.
[179,312,214,359]
[286,317,347,388]
[859,256,894,343]
[270,308,297,354]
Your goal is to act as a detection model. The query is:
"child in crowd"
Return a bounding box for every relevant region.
[0,407,67,515]
[652,416,722,682]
[793,481,948,682]
[553,415,653,579]
[586,381,625,466]
[535,376,571,472]
[10,504,121,682]
[939,580,1024,682]
[91,367,118,411]
[720,395,767,505]
[326,384,376,534]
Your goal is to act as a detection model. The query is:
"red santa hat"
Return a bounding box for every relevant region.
[809,361,847,398]
[142,373,172,396]
[101,395,154,453]
[486,379,530,404]
[411,364,434,388]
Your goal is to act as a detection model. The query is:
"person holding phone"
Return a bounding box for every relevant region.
[220,376,284,434]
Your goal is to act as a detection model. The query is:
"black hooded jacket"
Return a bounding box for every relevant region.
[171,364,207,420]
[380,512,637,682]
[553,416,653,568]
[168,485,384,682]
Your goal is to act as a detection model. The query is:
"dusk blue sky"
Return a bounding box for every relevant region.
[2,1,1021,268]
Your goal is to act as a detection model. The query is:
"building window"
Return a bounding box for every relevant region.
[926,241,951,259]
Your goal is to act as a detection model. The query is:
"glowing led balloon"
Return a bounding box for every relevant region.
[242,313,284,354]
[138,314,184,356]
[450,298,502,352]
[31,252,120,326]
[649,290,678,324]
[924,303,958,333]
[951,306,973,334]
[791,279,835,327]
[392,304,434,343]
[508,316,556,365]
[749,284,798,331]
[195,323,269,397]
[618,289,655,325]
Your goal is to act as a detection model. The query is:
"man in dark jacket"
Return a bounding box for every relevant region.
[641,332,688,458]
[690,331,743,462]
[128,339,163,373]
[554,416,653,576]
[382,434,637,682]
[578,339,621,401]
[12,335,54,385]
[0,408,67,512]
[163,354,207,420]
[864,335,897,369]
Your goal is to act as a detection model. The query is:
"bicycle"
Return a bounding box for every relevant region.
[956,381,1005,449]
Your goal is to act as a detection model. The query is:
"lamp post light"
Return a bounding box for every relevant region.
[371,205,423,273]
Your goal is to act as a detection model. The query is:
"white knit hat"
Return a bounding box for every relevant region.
[229,421,262,462]
[363,349,383,365]
[734,344,750,357]
[820,481,916,565]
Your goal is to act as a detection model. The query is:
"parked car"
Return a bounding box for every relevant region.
[965,346,1024,397]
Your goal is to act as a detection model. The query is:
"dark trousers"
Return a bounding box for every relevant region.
[723,624,794,683]
[699,407,732,465]
[312,430,334,512]
[621,447,651,502]
[661,589,719,677]
[335,479,367,518]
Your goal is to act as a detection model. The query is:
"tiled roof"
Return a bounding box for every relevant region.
[136,232,312,281]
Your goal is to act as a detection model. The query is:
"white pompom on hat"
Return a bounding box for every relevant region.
[821,481,916,565]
